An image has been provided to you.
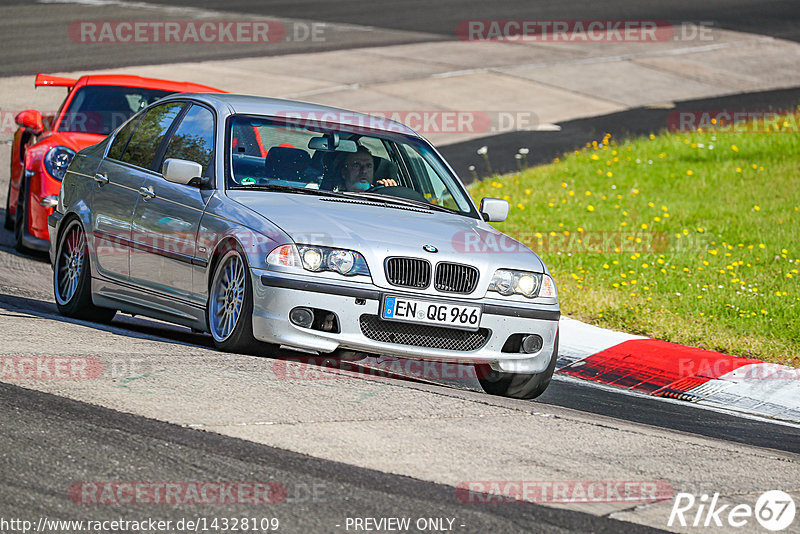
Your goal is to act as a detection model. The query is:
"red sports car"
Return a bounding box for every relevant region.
[5,73,221,252]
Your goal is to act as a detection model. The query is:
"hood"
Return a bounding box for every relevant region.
[227,191,546,276]
[39,131,106,152]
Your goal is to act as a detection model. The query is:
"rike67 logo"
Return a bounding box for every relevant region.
[669,490,796,531]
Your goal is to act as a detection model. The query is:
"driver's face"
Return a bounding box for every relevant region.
[343,152,374,191]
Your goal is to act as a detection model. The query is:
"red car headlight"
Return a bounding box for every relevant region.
[44,146,75,181]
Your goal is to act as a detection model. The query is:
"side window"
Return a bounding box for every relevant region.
[121,102,184,170]
[107,116,140,160]
[400,144,468,212]
[161,105,215,178]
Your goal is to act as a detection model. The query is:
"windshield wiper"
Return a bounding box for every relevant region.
[228,184,345,198]
[340,191,457,214]
[229,185,460,214]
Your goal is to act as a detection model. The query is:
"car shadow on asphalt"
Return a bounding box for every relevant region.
[0,217,50,261]
[0,290,473,392]
[0,293,438,388]
[0,291,210,348]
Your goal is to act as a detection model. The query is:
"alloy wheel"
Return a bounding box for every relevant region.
[55,225,86,305]
[210,252,246,341]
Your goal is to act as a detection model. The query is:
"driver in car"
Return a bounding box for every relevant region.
[342,145,398,191]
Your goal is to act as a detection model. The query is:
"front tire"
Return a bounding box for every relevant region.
[53,219,116,322]
[208,247,260,353]
[4,155,15,231]
[3,182,12,231]
[477,333,559,400]
[13,179,29,252]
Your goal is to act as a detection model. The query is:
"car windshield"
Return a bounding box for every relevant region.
[227,115,477,217]
[58,85,172,135]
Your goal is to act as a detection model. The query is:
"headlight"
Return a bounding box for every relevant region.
[267,244,370,277]
[489,269,556,299]
[44,146,75,181]
[301,247,323,271]
[326,249,356,275]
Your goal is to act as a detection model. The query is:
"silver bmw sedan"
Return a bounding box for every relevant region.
[49,93,560,399]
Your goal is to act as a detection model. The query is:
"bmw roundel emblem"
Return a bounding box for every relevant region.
[423,244,438,253]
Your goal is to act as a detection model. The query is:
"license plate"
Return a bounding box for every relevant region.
[381,295,482,331]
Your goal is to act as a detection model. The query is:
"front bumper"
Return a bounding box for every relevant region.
[18,202,52,253]
[47,210,65,264]
[252,269,559,374]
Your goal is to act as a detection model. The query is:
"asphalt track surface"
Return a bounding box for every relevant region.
[0,381,663,534]
[442,86,800,182]
[161,0,800,42]
[2,0,799,75]
[0,244,797,532]
[2,1,800,531]
[3,1,800,179]
[0,257,798,457]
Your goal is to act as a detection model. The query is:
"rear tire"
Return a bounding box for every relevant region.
[208,246,260,354]
[477,333,559,400]
[53,219,116,323]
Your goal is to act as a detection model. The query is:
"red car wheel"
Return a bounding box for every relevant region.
[13,178,29,252]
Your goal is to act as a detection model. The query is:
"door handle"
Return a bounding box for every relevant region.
[94,172,109,185]
[138,186,156,200]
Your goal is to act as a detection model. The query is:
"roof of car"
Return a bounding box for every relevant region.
[168,92,418,137]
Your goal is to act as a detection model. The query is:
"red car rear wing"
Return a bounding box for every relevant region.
[35,74,78,88]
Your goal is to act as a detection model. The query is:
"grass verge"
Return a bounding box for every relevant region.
[469,113,800,366]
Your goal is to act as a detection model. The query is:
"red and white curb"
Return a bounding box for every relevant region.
[353,317,800,424]
[557,318,800,424]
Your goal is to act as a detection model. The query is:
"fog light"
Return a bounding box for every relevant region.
[289,307,314,328]
[521,334,543,354]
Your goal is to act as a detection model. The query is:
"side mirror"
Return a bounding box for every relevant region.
[479,198,509,222]
[15,109,44,134]
[162,158,203,186]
